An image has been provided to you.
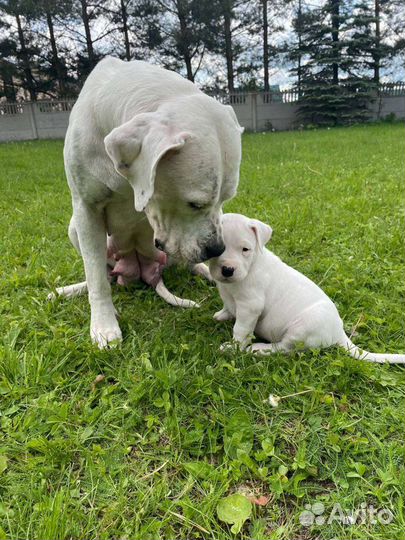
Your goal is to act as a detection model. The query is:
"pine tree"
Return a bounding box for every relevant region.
[291,0,385,127]
[261,0,286,92]
[0,0,39,99]
[340,0,381,123]
[291,0,348,126]
[24,0,75,97]
[378,0,403,82]
[0,38,18,100]
[134,0,218,82]
[211,0,261,92]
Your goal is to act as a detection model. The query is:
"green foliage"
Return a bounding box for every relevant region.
[224,410,254,459]
[0,124,404,539]
[217,493,252,533]
[291,0,386,127]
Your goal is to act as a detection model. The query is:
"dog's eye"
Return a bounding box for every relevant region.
[242,247,250,252]
[189,202,204,210]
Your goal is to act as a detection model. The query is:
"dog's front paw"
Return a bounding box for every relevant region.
[91,318,122,349]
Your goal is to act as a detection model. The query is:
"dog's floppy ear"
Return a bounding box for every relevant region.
[250,219,273,249]
[105,112,191,212]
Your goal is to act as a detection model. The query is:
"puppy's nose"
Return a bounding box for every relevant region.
[154,238,165,251]
[205,242,225,259]
[221,266,234,278]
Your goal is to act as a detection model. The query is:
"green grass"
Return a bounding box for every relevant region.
[0,123,404,540]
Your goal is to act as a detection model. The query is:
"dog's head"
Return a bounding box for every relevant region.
[104,101,242,263]
[208,213,273,282]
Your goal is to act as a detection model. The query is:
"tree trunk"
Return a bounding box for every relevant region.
[120,0,131,60]
[262,0,269,92]
[331,0,340,85]
[177,1,194,81]
[15,13,36,100]
[1,67,17,101]
[374,0,380,83]
[224,0,234,92]
[46,11,66,96]
[183,52,194,82]
[297,0,302,96]
[80,0,95,66]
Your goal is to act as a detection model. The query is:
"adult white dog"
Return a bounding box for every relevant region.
[209,213,405,363]
[64,57,242,348]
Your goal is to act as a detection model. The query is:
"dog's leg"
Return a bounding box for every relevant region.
[213,307,234,321]
[221,305,261,351]
[72,201,121,348]
[233,305,262,348]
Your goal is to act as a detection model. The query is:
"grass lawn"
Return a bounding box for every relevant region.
[0,123,404,540]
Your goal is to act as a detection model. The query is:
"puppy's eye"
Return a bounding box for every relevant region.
[242,247,250,252]
[189,202,204,210]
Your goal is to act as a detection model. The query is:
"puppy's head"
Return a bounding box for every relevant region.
[208,213,272,283]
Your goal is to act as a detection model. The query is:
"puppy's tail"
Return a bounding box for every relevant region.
[48,281,88,301]
[339,334,405,364]
[155,279,199,308]
[48,278,199,309]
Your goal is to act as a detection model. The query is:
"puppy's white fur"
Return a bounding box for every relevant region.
[64,57,242,347]
[209,213,405,363]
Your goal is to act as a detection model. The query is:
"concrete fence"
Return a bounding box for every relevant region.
[1,84,404,142]
[214,84,405,131]
[214,88,301,131]
[0,100,75,142]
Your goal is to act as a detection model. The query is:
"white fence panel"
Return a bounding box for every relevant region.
[0,87,404,142]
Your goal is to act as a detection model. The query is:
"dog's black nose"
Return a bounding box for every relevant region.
[205,242,225,259]
[154,239,165,251]
[221,266,234,278]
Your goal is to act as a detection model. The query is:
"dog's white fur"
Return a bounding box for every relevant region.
[64,57,242,347]
[209,213,405,363]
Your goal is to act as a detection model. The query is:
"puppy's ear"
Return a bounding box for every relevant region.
[250,219,273,250]
[105,112,192,212]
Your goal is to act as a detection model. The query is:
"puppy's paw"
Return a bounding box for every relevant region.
[220,340,247,353]
[220,341,236,352]
[91,319,122,349]
[247,343,270,355]
[213,309,233,322]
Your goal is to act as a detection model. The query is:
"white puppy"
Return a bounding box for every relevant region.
[208,213,405,364]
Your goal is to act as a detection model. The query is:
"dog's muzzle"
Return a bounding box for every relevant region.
[201,241,225,261]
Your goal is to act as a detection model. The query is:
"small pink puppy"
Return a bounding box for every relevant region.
[49,235,198,308]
